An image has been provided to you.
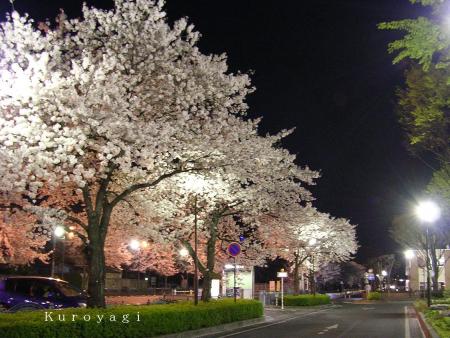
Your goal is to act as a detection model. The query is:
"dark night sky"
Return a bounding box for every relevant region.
[0,1,434,263]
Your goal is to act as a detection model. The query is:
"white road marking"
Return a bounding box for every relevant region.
[404,306,411,338]
[362,307,375,310]
[318,323,339,335]
[211,307,334,338]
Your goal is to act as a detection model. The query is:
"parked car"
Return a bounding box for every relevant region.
[0,276,87,312]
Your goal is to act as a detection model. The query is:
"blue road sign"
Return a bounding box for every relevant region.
[227,242,241,257]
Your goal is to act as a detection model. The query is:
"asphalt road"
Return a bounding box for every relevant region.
[204,301,425,338]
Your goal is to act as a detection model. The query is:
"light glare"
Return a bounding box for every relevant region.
[404,250,414,259]
[54,226,65,238]
[416,201,441,223]
[129,239,140,251]
[179,248,189,257]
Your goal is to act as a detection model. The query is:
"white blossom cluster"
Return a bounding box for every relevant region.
[0,1,358,275]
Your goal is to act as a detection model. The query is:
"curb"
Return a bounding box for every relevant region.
[414,308,440,338]
[157,317,266,338]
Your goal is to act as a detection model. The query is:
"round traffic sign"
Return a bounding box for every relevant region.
[227,242,241,257]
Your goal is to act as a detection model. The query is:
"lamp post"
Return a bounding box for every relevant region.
[415,200,441,307]
[308,238,317,296]
[404,249,414,292]
[129,239,143,288]
[179,248,189,289]
[182,174,207,305]
[51,226,65,278]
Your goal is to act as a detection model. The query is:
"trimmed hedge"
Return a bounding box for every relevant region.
[367,291,381,300]
[415,301,450,338]
[425,310,450,338]
[0,299,263,338]
[283,294,330,306]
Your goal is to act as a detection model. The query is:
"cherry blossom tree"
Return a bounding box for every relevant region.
[0,0,255,307]
[277,206,358,294]
[142,128,319,301]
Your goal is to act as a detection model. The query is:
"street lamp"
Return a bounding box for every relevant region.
[182,174,208,306]
[404,250,414,292]
[308,238,317,296]
[179,248,189,257]
[129,239,141,251]
[129,239,143,287]
[415,200,441,307]
[51,226,65,278]
[404,249,414,260]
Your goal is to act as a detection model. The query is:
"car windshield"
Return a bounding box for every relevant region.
[55,282,82,297]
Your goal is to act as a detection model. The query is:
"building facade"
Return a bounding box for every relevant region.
[406,249,450,291]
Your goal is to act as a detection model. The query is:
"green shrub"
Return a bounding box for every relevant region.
[0,299,263,338]
[432,298,450,305]
[414,299,428,312]
[425,310,450,338]
[283,294,330,306]
[367,292,381,300]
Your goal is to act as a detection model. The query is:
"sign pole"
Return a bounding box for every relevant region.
[234,256,237,303]
[277,269,288,310]
[227,242,241,302]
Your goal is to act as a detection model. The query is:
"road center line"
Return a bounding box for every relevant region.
[404,306,411,338]
[211,307,334,338]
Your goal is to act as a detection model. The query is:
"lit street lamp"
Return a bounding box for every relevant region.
[404,250,414,292]
[129,239,147,286]
[415,200,441,307]
[182,174,208,306]
[51,226,65,278]
[308,238,317,296]
[179,248,189,257]
[404,249,414,260]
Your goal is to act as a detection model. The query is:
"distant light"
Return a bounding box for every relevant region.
[179,248,189,257]
[144,277,149,281]
[381,270,387,277]
[224,264,244,270]
[416,201,440,223]
[404,250,414,260]
[54,226,65,238]
[183,174,208,194]
[389,285,395,289]
[399,279,404,282]
[308,238,317,246]
[129,239,140,251]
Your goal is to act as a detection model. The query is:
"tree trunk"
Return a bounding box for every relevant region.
[430,238,440,291]
[86,228,106,307]
[201,271,212,301]
[202,214,220,302]
[84,187,111,308]
[293,254,300,295]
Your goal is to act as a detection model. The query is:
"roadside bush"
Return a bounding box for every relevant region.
[284,294,330,306]
[414,299,428,312]
[425,310,450,338]
[367,292,381,300]
[432,298,450,305]
[0,299,263,338]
